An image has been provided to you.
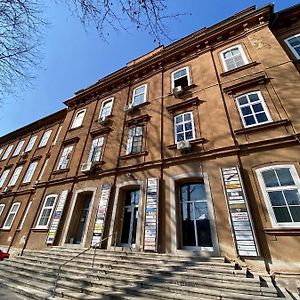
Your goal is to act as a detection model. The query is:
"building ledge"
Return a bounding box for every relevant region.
[167,138,205,149]
[52,168,70,175]
[62,137,80,145]
[220,61,259,77]
[234,119,290,135]
[264,228,300,235]
[125,114,151,126]
[166,97,202,113]
[120,151,148,160]
[90,127,112,137]
[31,228,49,232]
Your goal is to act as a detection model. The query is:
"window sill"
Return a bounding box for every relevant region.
[31,228,49,232]
[120,151,148,160]
[90,127,112,137]
[0,228,11,231]
[68,125,83,132]
[264,227,300,236]
[20,182,31,187]
[220,61,259,77]
[52,168,70,175]
[62,137,80,145]
[234,119,290,135]
[169,83,197,96]
[167,138,205,149]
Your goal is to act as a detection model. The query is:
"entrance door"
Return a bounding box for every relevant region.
[180,182,213,250]
[66,192,92,245]
[120,189,140,247]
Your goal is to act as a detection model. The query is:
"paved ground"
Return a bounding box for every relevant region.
[0,288,26,300]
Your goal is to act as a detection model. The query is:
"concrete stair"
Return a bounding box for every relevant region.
[0,247,292,299]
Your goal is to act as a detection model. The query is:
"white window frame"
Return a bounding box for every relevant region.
[71,109,86,129]
[2,144,14,160]
[24,136,37,152]
[0,204,5,216]
[12,140,25,157]
[174,112,196,143]
[38,130,52,148]
[220,45,249,72]
[235,91,272,128]
[171,66,191,89]
[38,158,49,181]
[88,137,104,162]
[126,126,144,155]
[57,145,73,170]
[0,148,3,157]
[99,97,114,120]
[52,126,62,145]
[3,202,20,229]
[0,169,10,188]
[284,33,300,59]
[23,161,38,183]
[8,165,23,187]
[36,194,58,229]
[256,165,300,228]
[132,84,147,107]
[18,201,32,230]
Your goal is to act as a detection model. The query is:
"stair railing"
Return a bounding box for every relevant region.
[52,231,118,297]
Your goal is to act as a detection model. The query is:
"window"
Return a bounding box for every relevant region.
[126,126,143,155]
[3,202,20,229]
[257,165,300,227]
[99,98,114,120]
[0,204,5,216]
[174,112,195,143]
[23,161,38,183]
[24,136,37,152]
[235,91,272,128]
[71,109,86,129]
[52,126,62,145]
[0,169,10,188]
[38,158,49,181]
[220,45,248,71]
[88,137,104,162]
[12,140,25,156]
[132,84,147,106]
[2,144,14,160]
[0,148,3,156]
[57,145,73,170]
[172,67,191,89]
[38,130,52,148]
[18,201,32,230]
[8,166,23,186]
[36,195,57,228]
[284,33,300,59]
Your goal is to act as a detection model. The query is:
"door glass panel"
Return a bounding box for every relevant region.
[181,202,196,246]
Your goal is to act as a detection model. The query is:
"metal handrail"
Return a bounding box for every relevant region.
[52,232,117,297]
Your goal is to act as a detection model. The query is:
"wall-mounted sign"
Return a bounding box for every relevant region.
[46,190,68,245]
[144,178,159,251]
[91,183,111,246]
[221,167,258,257]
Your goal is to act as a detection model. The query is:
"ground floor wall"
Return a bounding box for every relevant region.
[0,146,299,278]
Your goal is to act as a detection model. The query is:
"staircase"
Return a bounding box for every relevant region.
[0,247,291,299]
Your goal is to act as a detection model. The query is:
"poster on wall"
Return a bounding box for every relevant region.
[91,183,111,246]
[144,177,159,251]
[46,190,68,245]
[221,167,259,257]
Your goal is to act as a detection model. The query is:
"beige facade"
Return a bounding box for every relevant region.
[0,3,299,289]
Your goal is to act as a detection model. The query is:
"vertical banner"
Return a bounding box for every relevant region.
[46,190,68,245]
[221,167,258,257]
[91,183,111,246]
[144,178,159,251]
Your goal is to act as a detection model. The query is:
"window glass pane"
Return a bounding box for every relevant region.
[177,133,184,141]
[183,113,191,121]
[256,113,268,123]
[238,97,248,106]
[135,86,145,95]
[288,37,299,46]
[223,51,231,59]
[268,191,285,206]
[262,169,279,187]
[284,190,300,205]
[290,206,300,222]
[174,69,187,80]
[176,125,183,133]
[273,207,292,223]
[194,201,209,219]
[276,168,295,186]
[252,103,264,113]
[46,197,55,207]
[241,107,251,116]
[249,93,259,102]
[175,115,183,123]
[190,184,206,201]
[244,116,256,126]
[184,123,192,131]
[185,131,193,140]
[133,94,144,105]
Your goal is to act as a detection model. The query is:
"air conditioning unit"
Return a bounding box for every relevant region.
[98,116,109,125]
[21,152,28,159]
[124,104,134,113]
[3,187,11,193]
[81,161,96,173]
[173,86,184,97]
[176,140,191,152]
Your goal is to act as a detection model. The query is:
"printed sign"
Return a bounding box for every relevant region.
[144,178,159,251]
[91,183,111,246]
[46,190,68,245]
[221,167,258,257]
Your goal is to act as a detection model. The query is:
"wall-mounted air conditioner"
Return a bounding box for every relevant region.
[176,140,191,152]
[81,161,96,173]
[173,86,184,97]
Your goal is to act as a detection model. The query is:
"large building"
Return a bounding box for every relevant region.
[0,3,299,294]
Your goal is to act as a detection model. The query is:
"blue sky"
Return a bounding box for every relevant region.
[0,0,299,136]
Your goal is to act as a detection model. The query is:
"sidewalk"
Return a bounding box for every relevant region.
[0,288,26,300]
